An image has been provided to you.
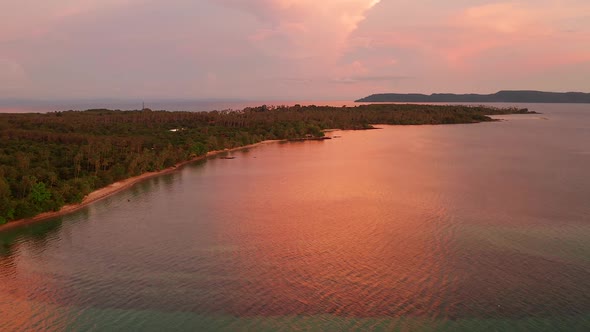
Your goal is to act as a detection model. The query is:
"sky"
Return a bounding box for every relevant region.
[1,0,589,100]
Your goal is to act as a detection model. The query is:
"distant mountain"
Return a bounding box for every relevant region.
[356,90,590,103]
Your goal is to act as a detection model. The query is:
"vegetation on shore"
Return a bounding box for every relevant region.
[0,103,532,224]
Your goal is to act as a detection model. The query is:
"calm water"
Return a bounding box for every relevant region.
[1,104,590,331]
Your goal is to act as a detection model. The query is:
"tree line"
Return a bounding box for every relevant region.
[0,104,531,224]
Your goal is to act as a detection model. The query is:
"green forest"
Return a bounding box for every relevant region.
[0,103,532,224]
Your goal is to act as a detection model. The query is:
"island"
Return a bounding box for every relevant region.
[0,103,533,228]
[356,90,590,103]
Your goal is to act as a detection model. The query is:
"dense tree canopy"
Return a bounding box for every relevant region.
[0,104,531,224]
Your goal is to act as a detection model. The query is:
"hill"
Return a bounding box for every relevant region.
[356,90,590,103]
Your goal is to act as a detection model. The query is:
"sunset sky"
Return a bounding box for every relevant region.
[1,0,589,100]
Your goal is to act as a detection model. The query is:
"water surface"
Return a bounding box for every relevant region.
[1,104,590,331]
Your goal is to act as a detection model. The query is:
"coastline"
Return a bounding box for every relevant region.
[0,139,282,233]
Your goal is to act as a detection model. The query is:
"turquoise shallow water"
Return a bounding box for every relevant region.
[1,104,590,331]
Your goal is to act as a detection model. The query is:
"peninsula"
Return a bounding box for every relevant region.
[0,103,533,229]
[356,90,590,103]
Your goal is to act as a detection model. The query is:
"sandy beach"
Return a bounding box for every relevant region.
[0,139,282,233]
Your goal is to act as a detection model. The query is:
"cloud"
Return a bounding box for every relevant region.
[215,0,381,59]
[444,2,590,68]
[1,0,140,42]
[345,0,590,91]
[1,0,589,99]
[0,59,28,92]
[332,75,411,84]
[209,0,385,95]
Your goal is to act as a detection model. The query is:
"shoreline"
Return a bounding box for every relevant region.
[0,139,282,233]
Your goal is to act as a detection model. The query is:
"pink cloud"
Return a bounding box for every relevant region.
[448,3,590,51]
[0,59,29,92]
[219,0,381,58]
[1,0,589,99]
[340,0,590,93]
[0,0,141,42]
[375,2,590,70]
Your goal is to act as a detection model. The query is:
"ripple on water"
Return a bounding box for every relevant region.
[2,109,590,330]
